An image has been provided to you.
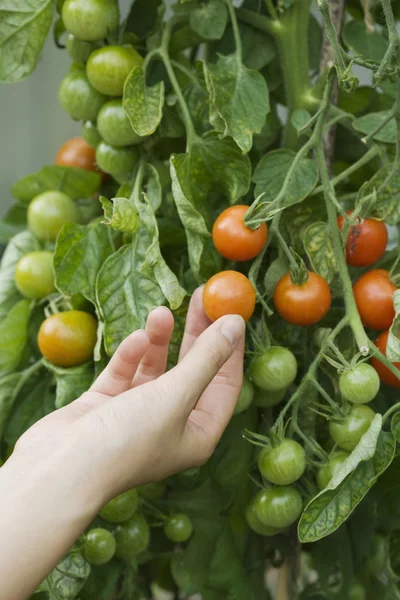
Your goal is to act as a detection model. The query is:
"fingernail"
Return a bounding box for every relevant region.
[220,315,245,345]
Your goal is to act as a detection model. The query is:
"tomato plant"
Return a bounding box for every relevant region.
[4,0,400,597]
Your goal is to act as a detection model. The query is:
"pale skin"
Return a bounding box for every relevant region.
[0,288,245,600]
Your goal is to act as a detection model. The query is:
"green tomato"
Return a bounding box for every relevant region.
[250,347,297,392]
[59,67,106,121]
[234,376,254,415]
[253,387,286,408]
[329,405,375,452]
[83,528,116,566]
[99,489,139,523]
[28,190,80,242]
[87,45,143,96]
[97,99,142,147]
[65,33,97,63]
[164,514,193,543]
[348,582,366,600]
[245,497,282,536]
[316,451,350,490]
[62,0,119,42]
[365,534,387,575]
[339,363,380,404]
[82,121,102,148]
[258,439,306,485]
[137,480,166,501]
[15,251,55,299]
[254,486,303,529]
[114,513,150,559]
[96,141,139,181]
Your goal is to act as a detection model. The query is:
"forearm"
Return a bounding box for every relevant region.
[0,442,105,600]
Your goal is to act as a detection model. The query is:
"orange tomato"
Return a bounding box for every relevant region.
[203,271,256,322]
[212,205,268,262]
[274,271,331,326]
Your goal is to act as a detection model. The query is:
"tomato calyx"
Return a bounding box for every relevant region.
[288,255,309,286]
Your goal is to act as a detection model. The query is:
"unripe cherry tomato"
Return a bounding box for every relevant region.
[82,121,102,148]
[353,269,396,330]
[137,480,166,501]
[250,347,297,392]
[99,489,139,523]
[87,45,143,96]
[316,451,349,490]
[337,211,388,267]
[15,251,55,299]
[258,439,306,485]
[55,137,96,172]
[329,405,375,451]
[164,514,193,543]
[274,271,331,326]
[371,329,400,388]
[38,310,97,367]
[65,33,97,63]
[253,388,286,407]
[62,0,119,42]
[97,99,143,147]
[254,486,303,529]
[245,497,282,536]
[83,528,116,566]
[234,376,254,414]
[203,270,256,322]
[114,513,150,559]
[365,534,387,575]
[212,205,268,262]
[28,190,80,242]
[59,67,106,122]
[95,141,139,182]
[339,363,380,404]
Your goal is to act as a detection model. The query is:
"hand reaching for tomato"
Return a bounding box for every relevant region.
[0,288,245,600]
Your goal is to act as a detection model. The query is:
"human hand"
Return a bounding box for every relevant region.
[14,287,245,505]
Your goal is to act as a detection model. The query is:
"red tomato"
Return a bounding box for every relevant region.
[371,330,400,389]
[274,271,331,326]
[203,271,256,322]
[212,205,268,262]
[353,269,396,330]
[55,137,97,172]
[337,211,388,267]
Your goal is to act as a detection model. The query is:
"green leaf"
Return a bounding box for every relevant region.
[0,0,53,82]
[0,231,39,320]
[190,0,228,40]
[391,412,400,443]
[0,300,31,376]
[344,19,388,63]
[123,67,164,137]
[100,196,140,233]
[204,54,269,153]
[214,22,277,71]
[264,256,287,297]
[0,204,28,244]
[44,362,95,409]
[11,166,101,203]
[0,373,21,441]
[298,430,395,543]
[387,289,400,361]
[96,237,165,355]
[5,367,54,446]
[125,0,162,39]
[353,111,395,143]
[145,163,162,211]
[253,149,319,209]
[78,561,122,600]
[46,552,90,600]
[357,165,400,225]
[291,109,312,134]
[54,223,114,303]
[303,221,338,284]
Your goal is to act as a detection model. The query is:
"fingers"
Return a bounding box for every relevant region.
[90,330,150,397]
[162,314,245,414]
[132,306,175,387]
[178,287,210,361]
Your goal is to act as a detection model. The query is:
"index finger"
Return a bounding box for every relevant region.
[178,286,211,361]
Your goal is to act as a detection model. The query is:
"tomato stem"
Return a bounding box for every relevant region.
[382,401,400,425]
[226,0,243,61]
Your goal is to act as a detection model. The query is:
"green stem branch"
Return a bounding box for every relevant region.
[226,0,242,60]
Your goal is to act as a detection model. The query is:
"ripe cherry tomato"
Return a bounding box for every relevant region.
[59,67,106,122]
[55,137,97,172]
[212,205,268,262]
[82,121,102,148]
[258,439,306,485]
[15,251,55,299]
[99,489,139,523]
[274,271,331,326]
[234,376,254,415]
[339,363,380,404]
[62,0,119,42]
[337,211,388,267]
[28,190,80,242]
[353,269,396,330]
[87,45,143,96]
[329,405,375,451]
[371,329,400,388]
[114,513,150,559]
[83,528,116,566]
[97,99,142,147]
[245,497,282,536]
[38,310,97,367]
[316,451,349,490]
[255,486,303,529]
[164,514,193,543]
[95,141,139,182]
[249,347,297,392]
[203,270,256,322]
[65,34,97,63]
